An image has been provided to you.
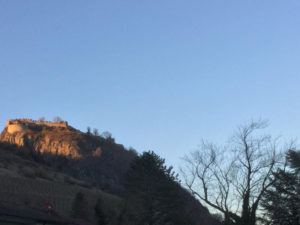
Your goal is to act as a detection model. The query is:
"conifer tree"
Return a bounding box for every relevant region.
[95,198,108,225]
[123,151,185,225]
[261,150,300,225]
[71,192,89,221]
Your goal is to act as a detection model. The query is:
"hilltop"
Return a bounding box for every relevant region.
[2,119,101,158]
[0,118,221,225]
[0,119,137,223]
[0,118,137,192]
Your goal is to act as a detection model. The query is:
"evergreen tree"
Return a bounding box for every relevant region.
[123,151,185,225]
[71,192,89,221]
[287,150,300,173]
[95,198,108,225]
[87,126,91,135]
[261,150,300,225]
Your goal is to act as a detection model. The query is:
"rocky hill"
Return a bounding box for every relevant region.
[1,119,101,158]
[0,119,137,193]
[0,118,221,225]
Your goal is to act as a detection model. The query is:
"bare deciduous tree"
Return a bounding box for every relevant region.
[181,121,292,225]
[101,131,112,139]
[93,128,99,136]
[53,116,63,123]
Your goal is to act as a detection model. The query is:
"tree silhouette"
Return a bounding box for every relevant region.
[181,121,290,225]
[53,116,63,123]
[71,192,89,221]
[95,198,108,225]
[261,150,300,225]
[87,126,91,135]
[93,128,99,136]
[123,151,185,225]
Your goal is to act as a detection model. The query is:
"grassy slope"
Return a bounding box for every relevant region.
[0,147,121,224]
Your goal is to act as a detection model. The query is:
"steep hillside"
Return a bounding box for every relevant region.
[0,145,121,224]
[1,119,106,158]
[0,118,221,225]
[0,119,137,193]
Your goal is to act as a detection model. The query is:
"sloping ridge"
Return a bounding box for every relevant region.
[0,146,120,224]
[0,119,102,158]
[0,119,137,193]
[0,118,221,225]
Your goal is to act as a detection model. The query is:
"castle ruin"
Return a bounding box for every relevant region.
[6,119,68,134]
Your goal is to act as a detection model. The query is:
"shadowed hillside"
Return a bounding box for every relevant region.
[0,118,221,225]
[0,119,137,193]
[0,145,121,224]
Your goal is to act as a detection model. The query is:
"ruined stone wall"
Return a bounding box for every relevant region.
[6,119,68,134]
[35,121,68,128]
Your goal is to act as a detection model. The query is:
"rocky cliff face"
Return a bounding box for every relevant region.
[0,119,137,193]
[0,119,101,158]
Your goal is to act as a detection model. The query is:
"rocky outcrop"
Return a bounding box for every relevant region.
[0,118,137,193]
[0,119,101,158]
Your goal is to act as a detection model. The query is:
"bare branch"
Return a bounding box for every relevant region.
[180,120,288,225]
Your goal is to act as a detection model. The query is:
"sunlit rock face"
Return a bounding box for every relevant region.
[0,119,102,159]
[7,124,26,134]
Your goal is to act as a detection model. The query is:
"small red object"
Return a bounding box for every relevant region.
[43,202,53,213]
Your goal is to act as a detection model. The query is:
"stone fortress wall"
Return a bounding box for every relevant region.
[6,119,68,134]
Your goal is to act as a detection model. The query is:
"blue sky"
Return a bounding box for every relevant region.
[0,1,300,168]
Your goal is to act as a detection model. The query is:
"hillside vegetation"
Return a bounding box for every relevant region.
[0,145,120,224]
[0,118,220,225]
[0,119,137,193]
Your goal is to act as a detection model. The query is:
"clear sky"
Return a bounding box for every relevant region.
[1,1,300,168]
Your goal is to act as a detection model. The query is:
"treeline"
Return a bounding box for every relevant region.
[69,151,220,225]
[0,139,220,224]
[3,119,297,225]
